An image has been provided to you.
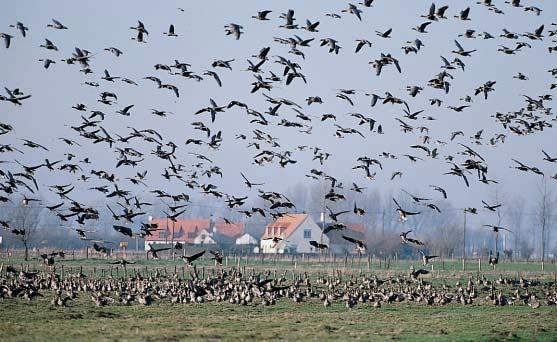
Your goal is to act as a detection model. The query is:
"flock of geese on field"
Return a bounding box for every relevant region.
[1,264,556,309]
[0,0,556,282]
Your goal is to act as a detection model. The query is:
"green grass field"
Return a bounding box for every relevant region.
[1,256,557,341]
[1,295,556,341]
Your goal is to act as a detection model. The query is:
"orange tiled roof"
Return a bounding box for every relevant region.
[346,223,366,234]
[261,214,308,240]
[145,218,209,243]
[215,221,244,238]
[144,218,244,243]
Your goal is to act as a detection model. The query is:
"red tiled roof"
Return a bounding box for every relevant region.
[261,214,308,240]
[215,221,244,238]
[145,218,209,243]
[346,223,366,234]
[144,218,244,243]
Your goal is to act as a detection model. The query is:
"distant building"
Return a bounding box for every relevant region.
[236,233,258,245]
[260,214,328,254]
[327,223,367,254]
[144,218,244,250]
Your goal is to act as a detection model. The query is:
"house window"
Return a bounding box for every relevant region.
[303,229,311,239]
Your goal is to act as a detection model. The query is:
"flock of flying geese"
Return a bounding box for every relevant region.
[0,1,556,276]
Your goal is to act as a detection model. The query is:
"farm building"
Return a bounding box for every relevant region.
[327,223,367,254]
[144,218,244,250]
[260,213,328,254]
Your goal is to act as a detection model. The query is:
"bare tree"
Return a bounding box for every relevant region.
[505,196,524,259]
[535,178,554,271]
[9,200,43,261]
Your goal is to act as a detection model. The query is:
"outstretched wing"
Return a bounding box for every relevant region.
[342,235,358,244]
[187,250,206,262]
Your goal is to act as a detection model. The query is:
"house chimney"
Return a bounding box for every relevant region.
[210,216,216,235]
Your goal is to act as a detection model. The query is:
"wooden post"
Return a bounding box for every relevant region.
[478,258,481,272]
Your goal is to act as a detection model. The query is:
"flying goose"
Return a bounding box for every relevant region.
[400,230,425,246]
[40,39,58,51]
[180,250,206,265]
[252,10,272,20]
[9,22,28,37]
[341,3,363,21]
[309,241,328,250]
[47,18,68,29]
[483,225,513,233]
[454,7,471,20]
[224,23,243,40]
[393,198,421,221]
[342,235,367,253]
[163,24,178,37]
[0,33,13,48]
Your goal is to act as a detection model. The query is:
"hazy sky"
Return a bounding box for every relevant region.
[1,0,556,228]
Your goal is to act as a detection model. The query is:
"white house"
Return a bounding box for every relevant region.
[260,214,328,254]
[192,228,216,245]
[236,233,258,245]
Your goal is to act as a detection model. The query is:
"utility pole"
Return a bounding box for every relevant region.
[381,210,385,238]
[540,179,547,273]
[462,208,466,271]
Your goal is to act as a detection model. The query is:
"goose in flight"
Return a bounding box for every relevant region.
[309,240,328,250]
[413,22,432,33]
[9,22,28,37]
[483,225,512,233]
[355,39,372,53]
[342,235,367,253]
[130,20,148,35]
[454,7,471,20]
[359,0,374,7]
[393,198,421,221]
[481,200,501,212]
[195,98,225,122]
[224,23,243,40]
[400,230,425,246]
[410,268,429,280]
[341,3,363,21]
[38,58,56,69]
[147,244,171,260]
[542,150,557,163]
[104,47,123,56]
[420,252,438,265]
[375,28,393,38]
[421,3,437,21]
[429,185,447,199]
[113,225,133,237]
[203,70,222,87]
[252,10,272,20]
[47,18,68,29]
[452,40,476,57]
[240,172,264,188]
[40,38,58,51]
[1,88,32,105]
[210,250,223,265]
[303,19,320,32]
[163,24,178,37]
[0,33,13,49]
[326,206,350,222]
[180,250,205,265]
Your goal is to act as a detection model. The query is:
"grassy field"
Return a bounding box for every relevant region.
[1,256,557,341]
[1,295,556,341]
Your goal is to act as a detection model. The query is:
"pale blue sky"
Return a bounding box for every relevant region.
[0,0,555,231]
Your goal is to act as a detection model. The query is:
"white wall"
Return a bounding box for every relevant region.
[287,217,329,254]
